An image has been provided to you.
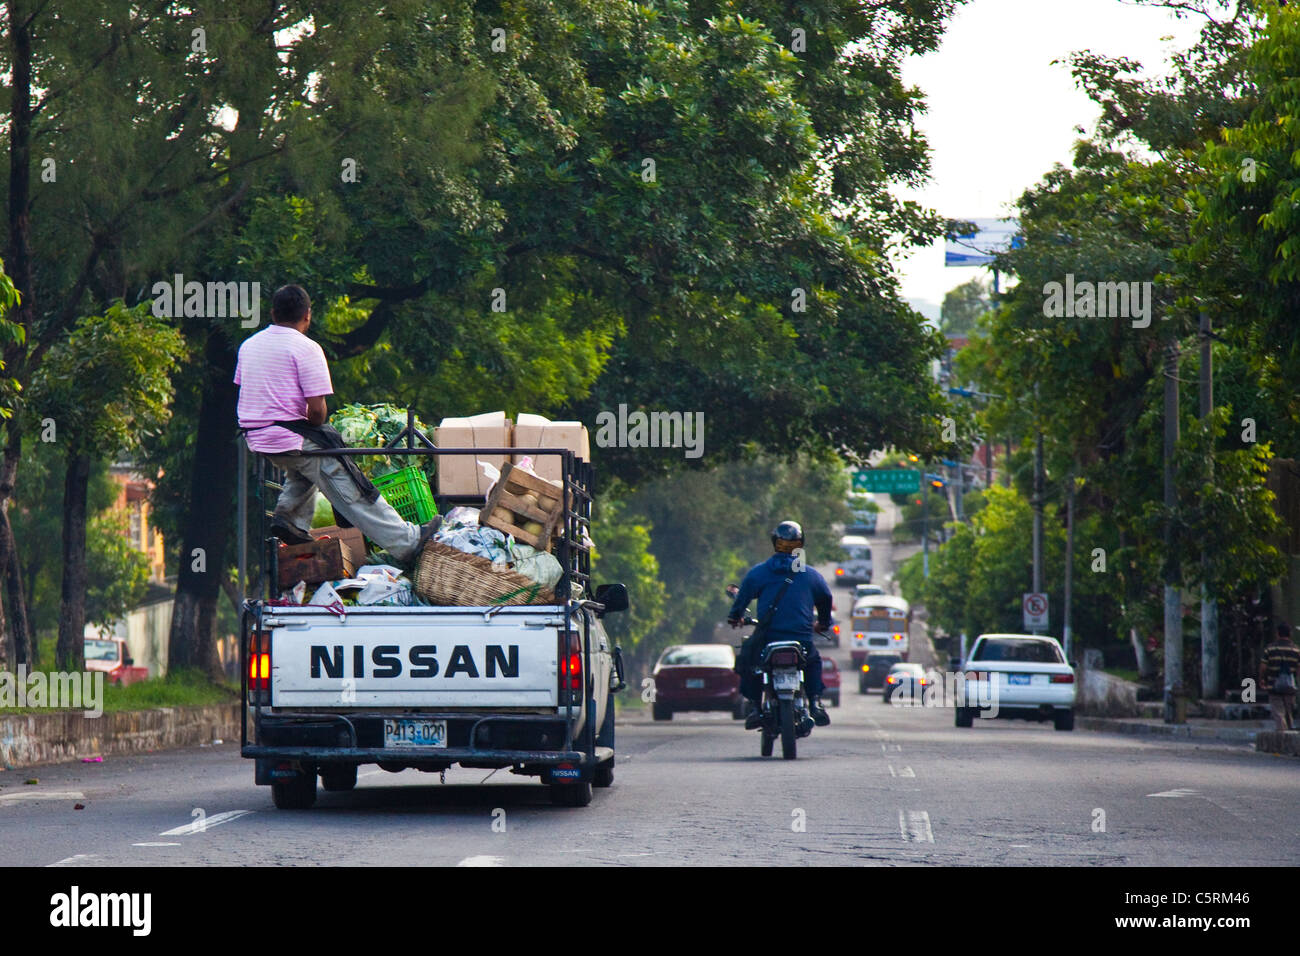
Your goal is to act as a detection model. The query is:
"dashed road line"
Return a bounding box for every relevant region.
[899,810,934,843]
[47,854,102,867]
[159,809,254,836]
[0,790,85,806]
[1146,788,1199,798]
[457,855,505,867]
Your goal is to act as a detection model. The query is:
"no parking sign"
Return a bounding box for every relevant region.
[1022,592,1049,631]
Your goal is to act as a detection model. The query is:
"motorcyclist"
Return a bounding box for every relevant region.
[728,520,832,729]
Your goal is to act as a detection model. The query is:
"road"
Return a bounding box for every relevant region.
[2,657,1294,867]
[1,505,1295,867]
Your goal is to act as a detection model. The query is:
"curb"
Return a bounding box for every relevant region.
[1077,715,1261,744]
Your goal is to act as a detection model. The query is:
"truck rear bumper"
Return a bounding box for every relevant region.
[244,710,603,778]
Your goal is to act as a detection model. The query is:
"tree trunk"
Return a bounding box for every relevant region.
[166,331,238,678]
[55,451,91,671]
[6,536,32,666]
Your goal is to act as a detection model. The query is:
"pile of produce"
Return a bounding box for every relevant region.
[330,403,432,478]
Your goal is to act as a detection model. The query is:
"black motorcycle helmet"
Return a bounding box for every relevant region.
[771,520,804,554]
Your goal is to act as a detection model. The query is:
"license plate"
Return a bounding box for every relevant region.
[383,719,447,748]
[685,678,705,689]
[1007,674,1031,686]
[773,669,801,691]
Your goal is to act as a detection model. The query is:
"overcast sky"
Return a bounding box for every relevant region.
[892,0,1207,318]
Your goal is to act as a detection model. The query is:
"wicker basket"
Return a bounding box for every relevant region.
[414,541,556,606]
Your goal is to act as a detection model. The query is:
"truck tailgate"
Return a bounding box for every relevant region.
[263,607,563,708]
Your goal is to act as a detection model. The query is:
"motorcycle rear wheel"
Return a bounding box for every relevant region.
[779,699,797,760]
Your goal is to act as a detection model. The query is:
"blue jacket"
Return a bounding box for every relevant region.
[729,553,832,639]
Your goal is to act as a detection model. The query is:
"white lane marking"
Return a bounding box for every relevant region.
[457,855,504,867]
[897,766,915,778]
[1146,788,1199,798]
[617,852,654,857]
[899,810,934,843]
[0,790,85,806]
[47,854,102,867]
[358,769,384,779]
[133,842,182,847]
[159,809,254,836]
[1010,844,1030,848]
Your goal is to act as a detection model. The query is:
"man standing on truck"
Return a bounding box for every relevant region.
[234,284,439,563]
[729,520,832,728]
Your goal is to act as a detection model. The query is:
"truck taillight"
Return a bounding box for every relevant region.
[560,631,582,691]
[249,631,271,694]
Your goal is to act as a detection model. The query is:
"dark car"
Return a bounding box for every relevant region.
[858,652,903,694]
[821,657,842,707]
[883,662,928,704]
[652,644,744,721]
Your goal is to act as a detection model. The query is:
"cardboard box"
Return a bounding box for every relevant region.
[434,412,513,496]
[513,413,590,485]
[277,526,365,589]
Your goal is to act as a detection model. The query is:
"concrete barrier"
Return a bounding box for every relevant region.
[0,703,240,770]
[1077,666,1140,718]
[1255,731,1300,757]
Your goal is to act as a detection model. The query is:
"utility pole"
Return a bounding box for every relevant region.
[1164,341,1183,723]
[1063,467,1075,662]
[1031,427,1044,634]
[1200,311,1219,701]
[1004,438,1012,488]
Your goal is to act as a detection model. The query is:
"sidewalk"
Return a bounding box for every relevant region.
[1077,714,1281,747]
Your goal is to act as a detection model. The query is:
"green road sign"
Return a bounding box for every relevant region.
[852,468,920,493]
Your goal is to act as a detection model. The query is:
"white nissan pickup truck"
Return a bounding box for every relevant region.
[237,429,628,809]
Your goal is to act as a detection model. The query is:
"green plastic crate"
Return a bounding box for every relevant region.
[372,464,438,524]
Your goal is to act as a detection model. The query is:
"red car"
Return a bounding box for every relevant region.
[821,657,841,707]
[84,637,149,686]
[652,644,744,721]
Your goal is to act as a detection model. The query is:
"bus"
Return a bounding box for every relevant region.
[849,594,912,665]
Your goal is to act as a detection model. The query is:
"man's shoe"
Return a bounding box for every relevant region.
[810,698,831,727]
[744,708,764,730]
[270,519,313,546]
[416,514,444,551]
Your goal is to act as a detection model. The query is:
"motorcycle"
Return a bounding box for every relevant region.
[731,608,816,760]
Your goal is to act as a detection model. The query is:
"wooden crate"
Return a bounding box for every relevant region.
[277,526,364,589]
[479,462,565,551]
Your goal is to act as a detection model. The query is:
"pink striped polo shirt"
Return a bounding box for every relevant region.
[234,325,334,453]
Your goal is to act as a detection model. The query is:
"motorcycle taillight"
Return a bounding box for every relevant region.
[769,650,800,667]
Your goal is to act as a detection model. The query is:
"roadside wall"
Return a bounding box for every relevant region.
[0,703,239,769]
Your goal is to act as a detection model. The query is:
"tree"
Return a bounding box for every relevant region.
[940,278,989,338]
[9,442,149,658]
[29,303,182,670]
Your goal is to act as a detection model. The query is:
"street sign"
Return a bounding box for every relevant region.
[852,469,920,494]
[945,217,1022,267]
[1022,592,1049,631]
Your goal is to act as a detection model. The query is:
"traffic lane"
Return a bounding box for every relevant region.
[852,690,1300,866]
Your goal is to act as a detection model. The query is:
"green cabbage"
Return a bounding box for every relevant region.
[329,403,433,478]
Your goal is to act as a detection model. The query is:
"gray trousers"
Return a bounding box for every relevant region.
[263,437,421,563]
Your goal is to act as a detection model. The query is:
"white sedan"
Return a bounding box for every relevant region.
[954,634,1076,731]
